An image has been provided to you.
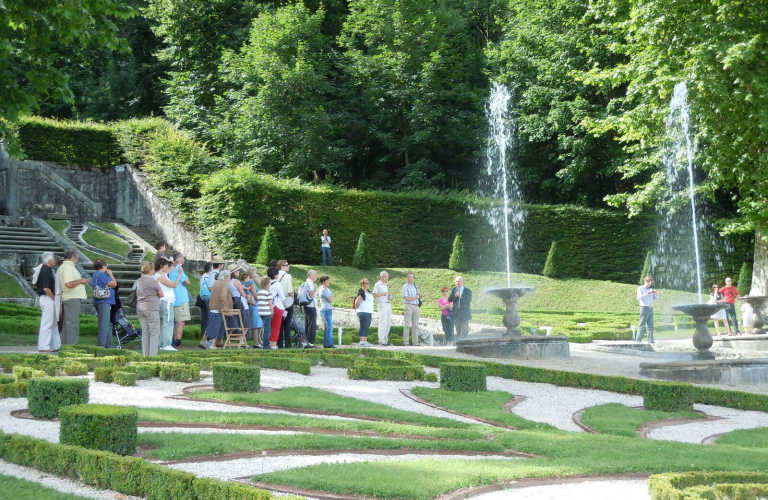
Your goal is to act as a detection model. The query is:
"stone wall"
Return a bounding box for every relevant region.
[112,164,211,260]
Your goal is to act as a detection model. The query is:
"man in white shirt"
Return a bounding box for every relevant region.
[303,270,319,347]
[277,260,294,348]
[373,271,392,347]
[636,275,659,343]
[321,229,333,266]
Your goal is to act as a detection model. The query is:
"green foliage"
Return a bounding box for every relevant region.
[0,431,280,500]
[26,378,89,419]
[0,270,29,298]
[439,362,486,392]
[0,0,133,156]
[737,262,753,296]
[352,232,373,270]
[640,251,653,285]
[581,403,701,437]
[59,404,138,455]
[159,363,200,382]
[448,235,467,272]
[347,360,425,381]
[113,371,137,387]
[62,361,88,376]
[256,226,282,266]
[643,382,694,412]
[715,428,768,449]
[212,363,261,393]
[93,367,117,383]
[81,227,131,256]
[0,473,95,500]
[425,372,438,383]
[648,471,768,500]
[12,366,45,383]
[542,241,563,278]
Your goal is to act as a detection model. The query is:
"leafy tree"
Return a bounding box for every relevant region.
[737,262,753,297]
[449,234,467,271]
[639,250,652,285]
[581,0,768,230]
[0,0,134,155]
[353,232,373,270]
[256,226,282,265]
[542,241,563,278]
[214,3,348,177]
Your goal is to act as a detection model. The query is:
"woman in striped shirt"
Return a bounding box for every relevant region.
[257,276,273,349]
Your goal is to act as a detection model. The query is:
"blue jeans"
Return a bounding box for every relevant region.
[260,315,272,347]
[441,314,455,342]
[725,303,740,333]
[321,247,333,266]
[636,306,654,343]
[357,312,372,338]
[321,308,334,347]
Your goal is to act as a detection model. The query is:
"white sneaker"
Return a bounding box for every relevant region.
[161,346,178,351]
[359,341,371,347]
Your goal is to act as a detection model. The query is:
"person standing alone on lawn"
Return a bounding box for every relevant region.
[320,229,333,266]
[636,275,659,343]
[719,277,741,335]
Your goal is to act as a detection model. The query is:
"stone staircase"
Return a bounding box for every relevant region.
[0,225,66,256]
[66,222,84,243]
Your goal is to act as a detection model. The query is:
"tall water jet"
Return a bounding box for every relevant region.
[656,82,704,301]
[481,83,524,286]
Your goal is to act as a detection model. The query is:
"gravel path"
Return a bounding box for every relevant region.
[169,454,519,481]
[646,403,768,443]
[470,479,650,500]
[0,459,144,500]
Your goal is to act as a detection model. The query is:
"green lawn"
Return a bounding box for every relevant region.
[76,245,120,265]
[81,227,131,257]
[0,474,93,500]
[188,387,468,428]
[714,427,768,448]
[44,219,68,235]
[580,403,702,437]
[0,271,27,298]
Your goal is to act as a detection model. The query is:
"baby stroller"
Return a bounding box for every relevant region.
[290,316,308,348]
[112,307,142,349]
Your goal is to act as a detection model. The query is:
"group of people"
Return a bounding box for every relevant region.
[635,274,745,344]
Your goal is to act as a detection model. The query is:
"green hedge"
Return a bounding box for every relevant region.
[649,471,768,500]
[213,363,261,393]
[0,431,278,500]
[347,361,425,381]
[26,378,89,419]
[439,362,487,392]
[60,404,138,456]
[0,381,26,398]
[643,382,693,412]
[12,366,45,382]
[114,371,138,387]
[62,361,88,376]
[159,363,200,382]
[17,117,123,168]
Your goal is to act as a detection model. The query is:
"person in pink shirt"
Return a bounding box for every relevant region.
[438,287,454,346]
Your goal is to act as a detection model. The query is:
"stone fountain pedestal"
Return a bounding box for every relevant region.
[455,286,570,360]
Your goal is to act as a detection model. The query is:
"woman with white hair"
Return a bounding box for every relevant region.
[205,270,232,348]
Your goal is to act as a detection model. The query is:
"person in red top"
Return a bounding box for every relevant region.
[719,277,741,335]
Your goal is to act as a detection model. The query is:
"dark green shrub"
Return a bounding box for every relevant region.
[93,356,128,367]
[323,354,359,368]
[643,381,693,412]
[59,404,138,456]
[353,232,373,270]
[213,363,261,392]
[543,241,564,278]
[128,361,165,377]
[640,250,652,285]
[440,362,487,392]
[348,361,425,381]
[288,359,311,376]
[94,366,117,383]
[449,234,467,271]
[425,372,438,383]
[27,378,89,419]
[0,381,26,398]
[737,261,752,296]
[63,361,89,376]
[256,226,281,266]
[113,371,137,387]
[159,363,200,382]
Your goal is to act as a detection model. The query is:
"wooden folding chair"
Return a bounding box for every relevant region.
[222,309,248,349]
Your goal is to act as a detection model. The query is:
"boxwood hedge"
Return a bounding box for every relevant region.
[643,381,693,412]
[649,471,768,500]
[59,404,138,456]
[213,363,261,393]
[27,378,89,419]
[439,362,487,392]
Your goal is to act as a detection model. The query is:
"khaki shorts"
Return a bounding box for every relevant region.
[174,302,191,322]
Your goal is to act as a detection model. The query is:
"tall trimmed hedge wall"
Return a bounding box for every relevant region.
[16,117,753,284]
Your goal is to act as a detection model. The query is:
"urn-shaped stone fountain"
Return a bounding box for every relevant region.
[455,286,570,360]
[737,296,768,335]
[672,303,729,360]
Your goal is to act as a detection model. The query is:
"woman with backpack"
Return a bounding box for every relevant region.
[354,278,375,347]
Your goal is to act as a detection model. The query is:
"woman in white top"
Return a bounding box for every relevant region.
[321,229,333,266]
[267,267,287,349]
[154,258,182,351]
[226,264,251,339]
[354,278,375,347]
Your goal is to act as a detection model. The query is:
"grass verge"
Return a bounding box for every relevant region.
[0,474,93,500]
[580,403,702,437]
[714,427,768,449]
[81,228,131,257]
[0,271,27,298]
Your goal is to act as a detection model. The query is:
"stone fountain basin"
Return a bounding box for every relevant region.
[672,303,729,318]
[484,286,534,301]
[456,334,570,360]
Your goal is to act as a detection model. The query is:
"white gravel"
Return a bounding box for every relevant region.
[470,479,650,500]
[646,403,768,443]
[169,454,519,481]
[0,458,143,500]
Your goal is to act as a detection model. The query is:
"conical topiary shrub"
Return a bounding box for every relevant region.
[353,232,373,270]
[542,241,563,278]
[639,250,652,285]
[738,261,753,296]
[449,234,467,271]
[256,226,281,266]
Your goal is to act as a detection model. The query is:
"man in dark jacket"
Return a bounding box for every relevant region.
[448,276,472,339]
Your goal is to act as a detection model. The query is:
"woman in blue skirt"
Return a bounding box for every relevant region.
[243,268,263,348]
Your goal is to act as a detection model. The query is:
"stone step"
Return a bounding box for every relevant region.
[1,244,65,253]
[0,227,45,234]
[0,236,54,244]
